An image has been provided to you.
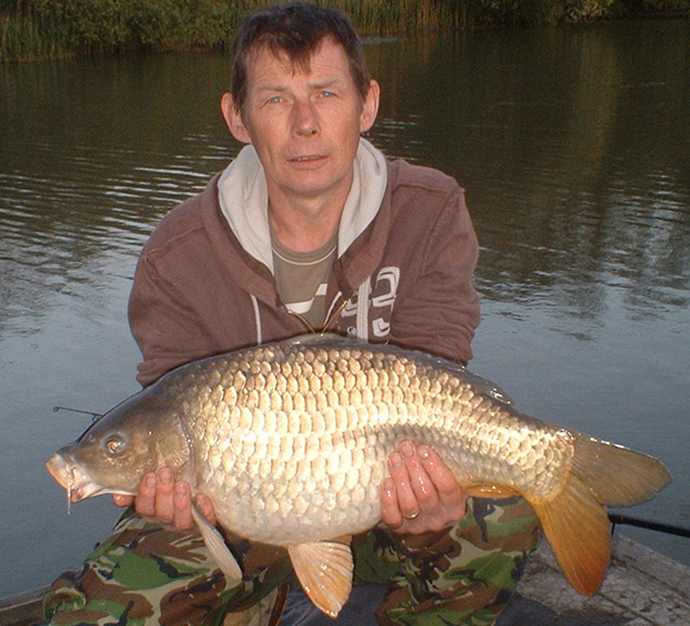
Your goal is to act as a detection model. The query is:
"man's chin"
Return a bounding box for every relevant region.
[277,168,354,202]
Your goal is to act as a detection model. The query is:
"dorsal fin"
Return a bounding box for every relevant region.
[282,333,352,348]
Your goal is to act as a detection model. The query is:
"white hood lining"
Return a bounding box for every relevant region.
[217,138,388,274]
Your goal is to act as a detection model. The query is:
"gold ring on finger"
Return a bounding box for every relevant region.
[403,510,420,520]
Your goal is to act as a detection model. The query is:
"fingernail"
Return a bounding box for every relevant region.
[159,468,172,483]
[145,474,156,488]
[418,445,430,459]
[400,441,414,458]
[175,482,187,495]
[389,452,402,467]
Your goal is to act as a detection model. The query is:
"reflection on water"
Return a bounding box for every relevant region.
[0,57,232,337]
[368,22,690,331]
[0,19,688,597]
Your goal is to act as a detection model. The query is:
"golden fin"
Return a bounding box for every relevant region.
[191,505,242,586]
[571,435,671,507]
[530,472,611,595]
[528,434,670,596]
[465,484,520,498]
[288,541,353,617]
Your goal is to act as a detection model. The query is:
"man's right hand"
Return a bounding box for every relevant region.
[113,466,216,530]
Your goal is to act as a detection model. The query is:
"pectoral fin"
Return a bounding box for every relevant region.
[191,504,242,587]
[288,540,353,617]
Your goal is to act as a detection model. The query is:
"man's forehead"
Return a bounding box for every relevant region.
[246,37,351,84]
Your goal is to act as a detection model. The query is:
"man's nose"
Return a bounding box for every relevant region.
[292,99,319,136]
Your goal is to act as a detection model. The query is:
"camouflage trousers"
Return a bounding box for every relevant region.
[43,497,540,626]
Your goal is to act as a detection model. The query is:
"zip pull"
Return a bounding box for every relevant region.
[321,291,350,334]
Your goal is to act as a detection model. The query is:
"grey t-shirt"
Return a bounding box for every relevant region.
[271,232,337,330]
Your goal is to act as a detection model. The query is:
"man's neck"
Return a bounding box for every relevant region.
[267,173,352,253]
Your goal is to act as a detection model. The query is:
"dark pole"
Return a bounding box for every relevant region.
[609,512,690,539]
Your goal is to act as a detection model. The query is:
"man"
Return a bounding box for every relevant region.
[44,4,539,625]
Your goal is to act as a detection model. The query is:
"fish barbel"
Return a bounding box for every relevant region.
[45,334,670,616]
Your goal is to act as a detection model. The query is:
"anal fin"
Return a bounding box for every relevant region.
[288,540,353,617]
[465,483,520,498]
[191,504,242,587]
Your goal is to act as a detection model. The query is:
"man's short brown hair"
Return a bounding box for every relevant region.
[230,2,371,113]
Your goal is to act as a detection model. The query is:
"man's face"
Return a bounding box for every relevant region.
[223,38,379,206]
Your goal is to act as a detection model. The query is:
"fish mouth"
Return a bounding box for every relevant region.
[45,452,103,503]
[46,452,73,490]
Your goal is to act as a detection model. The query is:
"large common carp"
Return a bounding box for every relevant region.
[46,334,670,616]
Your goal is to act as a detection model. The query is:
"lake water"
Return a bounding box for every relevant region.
[0,18,688,599]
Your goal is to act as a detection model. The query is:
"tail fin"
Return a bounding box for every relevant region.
[530,436,671,595]
[570,435,671,507]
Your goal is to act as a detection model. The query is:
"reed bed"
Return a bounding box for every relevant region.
[1,0,688,62]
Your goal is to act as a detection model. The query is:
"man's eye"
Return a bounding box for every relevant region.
[267,96,282,104]
[320,90,335,98]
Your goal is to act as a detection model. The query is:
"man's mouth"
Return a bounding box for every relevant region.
[288,154,326,163]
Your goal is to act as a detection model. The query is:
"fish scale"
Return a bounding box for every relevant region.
[46,333,671,616]
[160,342,572,546]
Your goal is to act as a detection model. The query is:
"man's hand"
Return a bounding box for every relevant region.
[381,441,467,534]
[112,466,216,530]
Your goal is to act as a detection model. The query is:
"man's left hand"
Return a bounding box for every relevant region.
[381,440,467,534]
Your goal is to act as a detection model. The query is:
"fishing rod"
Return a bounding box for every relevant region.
[52,406,102,422]
[609,512,690,539]
[104,272,133,280]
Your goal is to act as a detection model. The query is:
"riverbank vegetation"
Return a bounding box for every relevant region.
[1,0,688,61]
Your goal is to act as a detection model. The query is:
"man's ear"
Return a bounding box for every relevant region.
[221,92,252,144]
[359,80,380,134]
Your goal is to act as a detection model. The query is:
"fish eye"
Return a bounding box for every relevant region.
[104,434,127,456]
